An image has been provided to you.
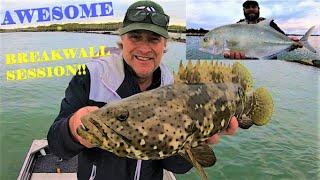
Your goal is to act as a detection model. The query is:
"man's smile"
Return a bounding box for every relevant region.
[134,55,154,61]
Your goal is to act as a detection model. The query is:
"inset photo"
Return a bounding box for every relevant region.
[186,0,320,65]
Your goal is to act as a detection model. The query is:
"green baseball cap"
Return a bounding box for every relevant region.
[118,1,170,38]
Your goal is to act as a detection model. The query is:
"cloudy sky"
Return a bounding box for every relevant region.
[187,0,320,35]
[0,0,185,29]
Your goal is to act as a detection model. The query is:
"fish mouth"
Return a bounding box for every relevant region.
[80,117,132,145]
[106,124,132,145]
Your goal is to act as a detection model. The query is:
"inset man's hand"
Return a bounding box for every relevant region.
[69,106,99,148]
[206,116,238,144]
[289,36,303,49]
[224,50,245,59]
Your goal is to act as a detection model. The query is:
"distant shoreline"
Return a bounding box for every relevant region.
[186,27,320,36]
[186,33,320,36]
[0,30,186,43]
[0,22,186,43]
[0,22,186,33]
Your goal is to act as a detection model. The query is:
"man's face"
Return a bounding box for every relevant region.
[121,30,167,78]
[243,4,260,22]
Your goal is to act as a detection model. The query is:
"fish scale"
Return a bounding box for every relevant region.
[77,61,274,180]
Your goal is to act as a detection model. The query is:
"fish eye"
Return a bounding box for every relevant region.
[116,110,129,121]
[203,37,209,42]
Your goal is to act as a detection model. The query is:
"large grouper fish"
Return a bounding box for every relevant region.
[77,61,274,180]
[200,23,317,59]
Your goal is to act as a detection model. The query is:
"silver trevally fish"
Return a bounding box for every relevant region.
[199,23,316,59]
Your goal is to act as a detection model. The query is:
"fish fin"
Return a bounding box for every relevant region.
[174,60,202,84]
[300,26,317,53]
[223,39,228,51]
[244,56,259,60]
[262,53,278,59]
[250,87,274,126]
[300,26,315,42]
[173,60,185,84]
[183,147,209,180]
[225,40,238,49]
[261,40,289,45]
[261,45,294,59]
[191,145,217,167]
[174,61,254,91]
[231,62,253,92]
[180,145,216,167]
[237,115,254,129]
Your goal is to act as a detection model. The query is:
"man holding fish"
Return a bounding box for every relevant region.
[238,0,285,33]
[221,0,304,59]
[47,1,238,180]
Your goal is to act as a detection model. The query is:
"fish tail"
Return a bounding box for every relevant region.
[300,26,317,53]
[249,87,274,126]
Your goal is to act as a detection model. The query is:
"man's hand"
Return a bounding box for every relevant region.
[289,36,299,42]
[223,50,246,59]
[206,117,239,144]
[69,106,99,148]
[289,36,303,49]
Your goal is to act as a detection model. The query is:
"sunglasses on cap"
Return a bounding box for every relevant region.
[126,8,170,27]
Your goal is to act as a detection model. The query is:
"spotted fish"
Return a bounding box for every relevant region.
[77,61,274,180]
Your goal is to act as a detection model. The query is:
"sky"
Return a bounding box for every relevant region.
[0,0,185,29]
[187,0,320,35]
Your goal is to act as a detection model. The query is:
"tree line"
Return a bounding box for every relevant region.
[0,23,186,33]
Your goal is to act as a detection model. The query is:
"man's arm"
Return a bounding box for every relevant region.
[270,20,285,35]
[47,67,91,159]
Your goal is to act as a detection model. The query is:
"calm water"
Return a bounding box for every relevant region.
[187,35,320,59]
[0,33,319,180]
